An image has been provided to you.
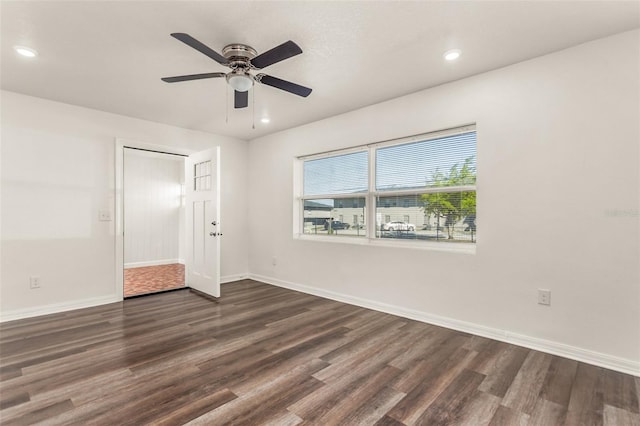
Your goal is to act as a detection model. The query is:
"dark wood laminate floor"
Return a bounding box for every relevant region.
[1,280,638,425]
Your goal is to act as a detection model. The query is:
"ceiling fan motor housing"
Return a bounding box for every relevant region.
[222,44,257,68]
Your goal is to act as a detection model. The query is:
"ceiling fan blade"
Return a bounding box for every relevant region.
[257,74,312,97]
[234,91,248,109]
[170,33,228,65]
[161,72,226,83]
[251,40,302,69]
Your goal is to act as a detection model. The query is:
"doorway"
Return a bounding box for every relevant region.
[115,139,221,301]
[123,148,186,297]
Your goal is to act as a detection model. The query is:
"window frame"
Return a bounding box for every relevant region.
[294,124,476,253]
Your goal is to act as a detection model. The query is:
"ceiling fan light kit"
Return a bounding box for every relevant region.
[162,34,312,110]
[226,72,253,92]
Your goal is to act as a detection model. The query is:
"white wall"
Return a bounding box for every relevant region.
[247,30,640,372]
[1,91,249,319]
[124,149,184,267]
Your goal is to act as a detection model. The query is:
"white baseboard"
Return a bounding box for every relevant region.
[221,273,250,284]
[248,273,640,377]
[1,273,248,322]
[124,259,182,268]
[0,294,120,323]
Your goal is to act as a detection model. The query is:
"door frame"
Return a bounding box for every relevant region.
[114,138,193,301]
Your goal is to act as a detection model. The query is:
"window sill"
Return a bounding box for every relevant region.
[294,233,476,255]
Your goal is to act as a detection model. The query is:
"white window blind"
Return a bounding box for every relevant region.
[376,131,476,191]
[303,151,368,196]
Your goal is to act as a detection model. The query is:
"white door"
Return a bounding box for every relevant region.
[185,147,221,298]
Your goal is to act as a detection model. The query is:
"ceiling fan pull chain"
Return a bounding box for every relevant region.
[225,86,229,124]
[252,86,256,130]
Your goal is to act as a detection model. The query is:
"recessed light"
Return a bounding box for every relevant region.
[14,46,38,58]
[443,49,461,61]
[261,117,270,124]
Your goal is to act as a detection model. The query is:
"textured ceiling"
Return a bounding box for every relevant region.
[1,1,638,140]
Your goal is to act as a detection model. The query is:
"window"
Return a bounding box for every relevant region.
[301,150,368,238]
[298,126,476,247]
[302,198,367,236]
[194,160,211,191]
[376,131,476,243]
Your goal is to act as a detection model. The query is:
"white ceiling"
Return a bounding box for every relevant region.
[2,1,638,140]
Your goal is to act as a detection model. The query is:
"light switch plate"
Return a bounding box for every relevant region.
[99,210,112,221]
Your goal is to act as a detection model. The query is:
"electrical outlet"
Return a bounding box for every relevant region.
[272,257,277,266]
[30,276,41,289]
[538,289,551,306]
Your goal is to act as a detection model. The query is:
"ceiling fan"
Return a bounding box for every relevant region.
[162,33,312,109]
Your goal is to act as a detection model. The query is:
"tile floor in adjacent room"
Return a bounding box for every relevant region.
[124,263,185,297]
